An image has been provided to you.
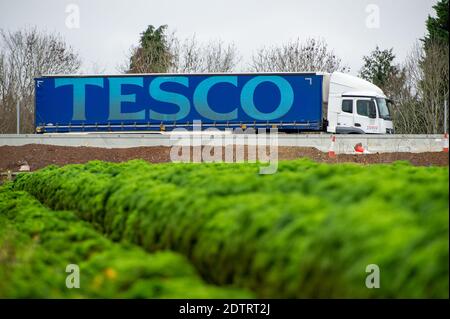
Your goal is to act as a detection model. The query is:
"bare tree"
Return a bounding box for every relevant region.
[168,35,239,73]
[419,41,449,134]
[387,41,449,134]
[120,31,239,74]
[202,40,238,73]
[250,38,349,73]
[0,27,81,133]
[385,68,423,134]
[168,34,203,73]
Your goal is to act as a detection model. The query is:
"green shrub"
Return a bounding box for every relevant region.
[0,185,252,298]
[11,159,449,298]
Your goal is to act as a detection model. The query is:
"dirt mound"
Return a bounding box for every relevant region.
[0,144,448,172]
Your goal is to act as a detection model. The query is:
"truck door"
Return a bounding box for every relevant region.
[355,98,378,133]
[337,98,355,129]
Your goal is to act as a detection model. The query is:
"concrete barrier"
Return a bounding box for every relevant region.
[0,133,446,154]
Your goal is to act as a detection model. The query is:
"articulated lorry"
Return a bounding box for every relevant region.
[35,72,394,134]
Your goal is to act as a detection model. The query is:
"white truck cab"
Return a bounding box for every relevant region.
[325,72,394,134]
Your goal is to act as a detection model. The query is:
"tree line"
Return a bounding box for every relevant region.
[0,0,448,134]
[359,0,449,134]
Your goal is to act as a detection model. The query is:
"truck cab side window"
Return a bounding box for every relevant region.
[357,100,377,118]
[342,100,353,113]
[356,100,369,117]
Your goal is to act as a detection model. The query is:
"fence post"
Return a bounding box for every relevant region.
[16,100,20,134]
[445,100,448,134]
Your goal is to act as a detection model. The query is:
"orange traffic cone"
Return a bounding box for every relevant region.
[328,135,336,158]
[443,133,449,153]
[354,143,365,154]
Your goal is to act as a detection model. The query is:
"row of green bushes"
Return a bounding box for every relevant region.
[0,184,252,298]
[12,159,449,298]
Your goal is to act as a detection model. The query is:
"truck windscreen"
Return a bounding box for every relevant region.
[376,98,391,120]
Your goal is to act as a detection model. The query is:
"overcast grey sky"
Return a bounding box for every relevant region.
[0,0,437,75]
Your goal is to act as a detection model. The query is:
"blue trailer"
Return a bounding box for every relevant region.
[34,73,324,133]
[34,72,394,134]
